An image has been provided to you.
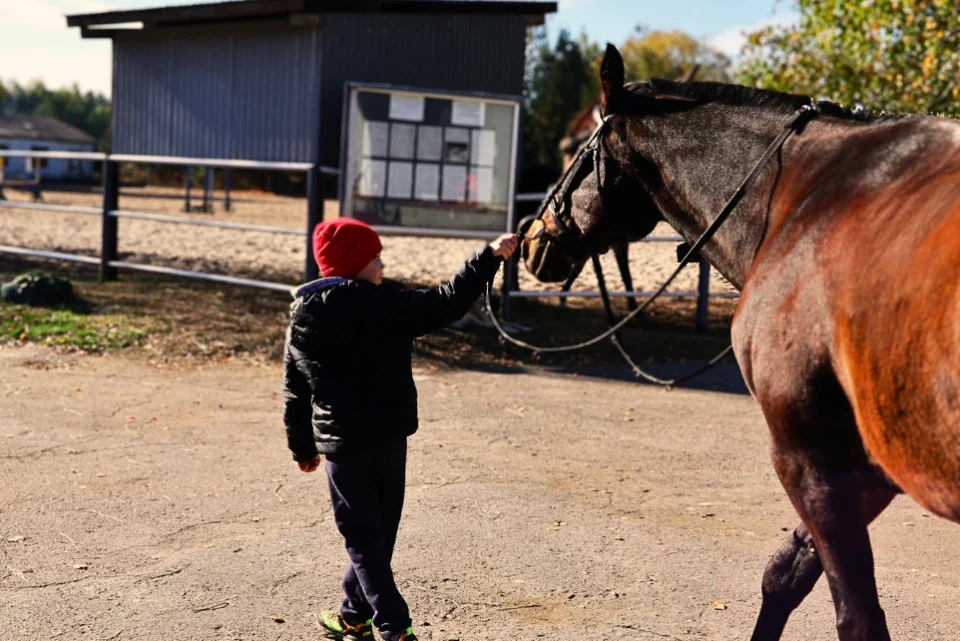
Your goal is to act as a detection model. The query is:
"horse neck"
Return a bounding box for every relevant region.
[630,104,805,289]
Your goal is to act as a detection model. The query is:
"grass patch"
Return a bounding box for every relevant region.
[0,303,149,352]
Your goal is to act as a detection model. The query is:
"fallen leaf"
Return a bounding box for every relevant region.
[269,616,285,624]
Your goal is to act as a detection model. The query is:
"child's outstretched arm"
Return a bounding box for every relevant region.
[372,234,518,338]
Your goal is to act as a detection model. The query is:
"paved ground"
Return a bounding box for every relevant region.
[1,345,958,640]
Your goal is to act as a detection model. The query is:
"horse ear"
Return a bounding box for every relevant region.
[600,43,626,113]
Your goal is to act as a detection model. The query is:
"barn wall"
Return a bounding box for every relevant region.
[112,21,322,163]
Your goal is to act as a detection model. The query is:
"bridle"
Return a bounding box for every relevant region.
[525,105,620,252]
[488,92,820,387]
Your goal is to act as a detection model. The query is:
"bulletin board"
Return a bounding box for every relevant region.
[339,82,522,238]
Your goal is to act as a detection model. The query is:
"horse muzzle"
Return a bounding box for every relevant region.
[522,218,586,283]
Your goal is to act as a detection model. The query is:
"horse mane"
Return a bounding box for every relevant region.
[640,78,902,122]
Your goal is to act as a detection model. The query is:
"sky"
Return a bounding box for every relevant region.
[1,0,798,97]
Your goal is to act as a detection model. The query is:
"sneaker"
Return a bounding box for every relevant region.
[317,610,374,640]
[382,627,418,641]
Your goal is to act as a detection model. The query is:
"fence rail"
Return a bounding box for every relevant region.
[0,244,101,266]
[109,209,306,236]
[0,150,735,328]
[0,150,107,162]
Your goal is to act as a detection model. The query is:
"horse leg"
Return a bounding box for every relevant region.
[559,272,575,309]
[749,487,896,641]
[559,261,588,309]
[768,439,893,641]
[612,242,637,311]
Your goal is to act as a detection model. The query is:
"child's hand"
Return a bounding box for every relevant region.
[490,234,519,259]
[297,455,321,473]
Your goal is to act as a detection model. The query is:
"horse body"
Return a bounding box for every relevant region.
[818,126,960,518]
[736,116,960,516]
[523,44,960,639]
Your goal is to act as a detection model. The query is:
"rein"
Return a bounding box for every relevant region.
[485,103,818,387]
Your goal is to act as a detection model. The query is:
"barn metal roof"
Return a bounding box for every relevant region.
[67,0,557,37]
[0,116,96,145]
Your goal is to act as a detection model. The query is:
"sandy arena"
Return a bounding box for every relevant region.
[0,186,735,293]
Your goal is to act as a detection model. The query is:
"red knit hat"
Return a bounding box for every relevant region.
[312,218,383,278]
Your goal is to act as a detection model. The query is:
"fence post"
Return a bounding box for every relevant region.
[224,169,232,212]
[696,257,710,331]
[100,159,119,282]
[184,166,192,212]
[202,167,213,213]
[305,165,323,282]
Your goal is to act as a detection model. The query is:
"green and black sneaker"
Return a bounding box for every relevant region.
[316,610,374,640]
[388,627,419,641]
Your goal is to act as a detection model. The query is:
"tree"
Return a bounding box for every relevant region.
[0,81,111,151]
[519,26,729,175]
[523,27,598,171]
[616,27,730,83]
[737,0,960,116]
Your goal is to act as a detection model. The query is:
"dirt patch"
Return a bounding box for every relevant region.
[1,344,958,641]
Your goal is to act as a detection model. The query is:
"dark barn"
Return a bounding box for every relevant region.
[67,0,556,168]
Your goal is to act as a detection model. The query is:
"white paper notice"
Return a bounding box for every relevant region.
[470,129,496,166]
[417,126,443,161]
[470,167,494,204]
[415,164,440,201]
[358,159,386,197]
[387,161,413,199]
[451,100,485,127]
[389,95,425,122]
[442,165,467,201]
[389,123,416,160]
[362,122,389,157]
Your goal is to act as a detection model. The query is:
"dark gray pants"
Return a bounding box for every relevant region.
[325,439,410,639]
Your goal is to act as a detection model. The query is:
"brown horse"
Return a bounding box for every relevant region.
[524,43,960,641]
[554,66,701,309]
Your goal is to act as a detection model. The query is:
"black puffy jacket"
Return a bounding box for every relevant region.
[283,247,500,460]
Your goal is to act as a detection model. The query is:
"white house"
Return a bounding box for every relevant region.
[0,116,97,181]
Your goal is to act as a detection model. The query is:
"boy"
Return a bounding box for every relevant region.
[283,218,518,641]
